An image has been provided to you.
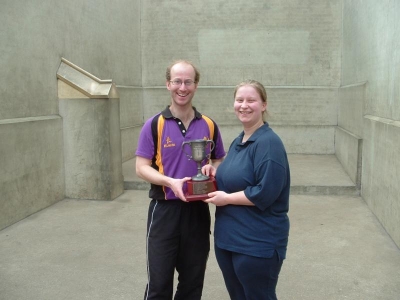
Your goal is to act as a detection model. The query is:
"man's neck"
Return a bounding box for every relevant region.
[169,105,194,122]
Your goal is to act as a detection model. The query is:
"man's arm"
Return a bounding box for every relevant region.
[211,158,224,169]
[136,156,169,186]
[135,156,190,201]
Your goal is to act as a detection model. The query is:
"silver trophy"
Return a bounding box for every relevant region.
[182,139,215,181]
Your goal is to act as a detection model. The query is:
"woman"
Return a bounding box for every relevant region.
[203,80,290,300]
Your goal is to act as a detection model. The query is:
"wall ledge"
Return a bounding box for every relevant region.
[0,115,61,125]
[365,115,400,128]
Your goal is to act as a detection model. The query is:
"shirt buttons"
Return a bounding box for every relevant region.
[182,130,186,133]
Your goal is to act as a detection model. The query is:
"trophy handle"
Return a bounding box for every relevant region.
[182,141,193,160]
[205,140,215,160]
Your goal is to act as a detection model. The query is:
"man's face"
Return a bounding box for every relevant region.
[167,62,198,107]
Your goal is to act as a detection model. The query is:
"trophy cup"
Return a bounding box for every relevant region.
[182,139,217,201]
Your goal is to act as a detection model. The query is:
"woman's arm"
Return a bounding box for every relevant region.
[204,190,255,206]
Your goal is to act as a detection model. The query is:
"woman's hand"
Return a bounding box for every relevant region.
[204,191,229,206]
[201,164,216,177]
[204,190,255,207]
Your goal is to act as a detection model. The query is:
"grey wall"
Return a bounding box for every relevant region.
[0,0,141,229]
[141,1,341,86]
[140,0,342,153]
[340,0,400,247]
[2,0,399,250]
[0,0,344,226]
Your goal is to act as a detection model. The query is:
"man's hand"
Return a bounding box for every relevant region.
[168,176,192,202]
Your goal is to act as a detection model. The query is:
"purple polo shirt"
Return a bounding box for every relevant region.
[136,106,225,200]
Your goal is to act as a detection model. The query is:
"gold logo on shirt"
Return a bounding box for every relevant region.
[163,137,176,148]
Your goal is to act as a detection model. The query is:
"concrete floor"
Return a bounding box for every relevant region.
[1,155,400,300]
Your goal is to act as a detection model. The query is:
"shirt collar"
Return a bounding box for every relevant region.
[238,122,270,144]
[161,106,202,119]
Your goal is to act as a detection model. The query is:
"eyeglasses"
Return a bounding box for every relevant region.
[169,79,196,86]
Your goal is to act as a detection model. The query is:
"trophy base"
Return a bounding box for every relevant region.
[185,177,217,201]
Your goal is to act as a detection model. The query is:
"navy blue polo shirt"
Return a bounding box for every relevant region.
[214,123,290,259]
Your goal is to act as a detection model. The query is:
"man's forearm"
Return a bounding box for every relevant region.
[136,165,173,187]
[211,158,224,169]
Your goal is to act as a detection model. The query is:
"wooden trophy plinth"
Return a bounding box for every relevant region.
[185,176,217,201]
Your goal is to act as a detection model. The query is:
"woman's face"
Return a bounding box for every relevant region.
[234,85,266,126]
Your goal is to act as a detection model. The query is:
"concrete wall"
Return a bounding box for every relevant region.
[342,0,400,247]
[0,0,141,229]
[336,83,365,187]
[0,116,64,230]
[140,0,342,154]
[4,0,398,251]
[0,0,343,229]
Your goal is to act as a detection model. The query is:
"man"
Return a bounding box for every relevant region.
[135,60,225,300]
